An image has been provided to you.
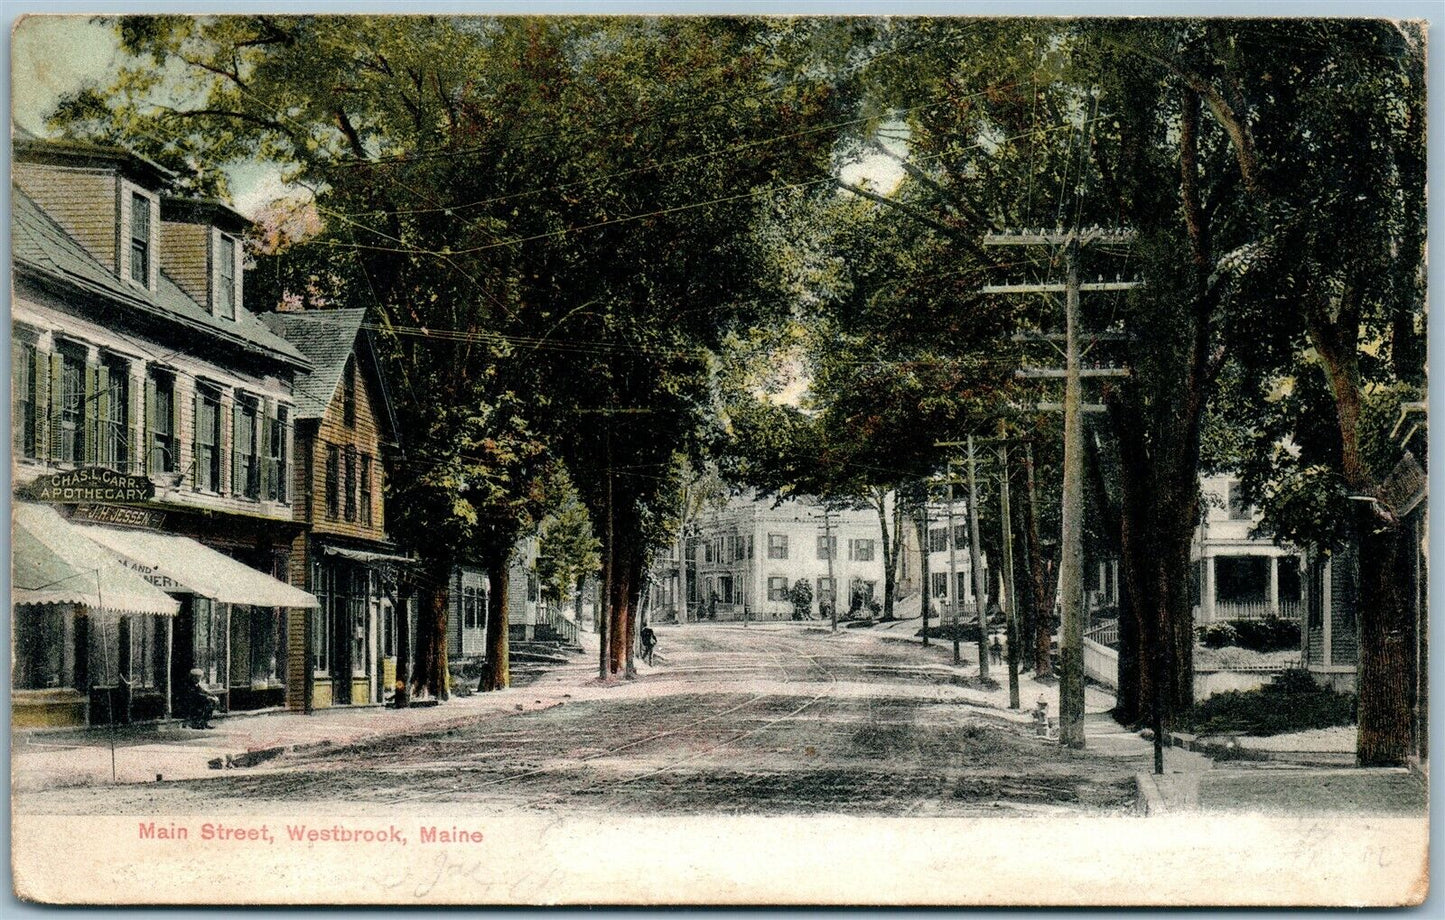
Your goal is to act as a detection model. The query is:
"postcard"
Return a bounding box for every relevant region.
[9,10,1429,906]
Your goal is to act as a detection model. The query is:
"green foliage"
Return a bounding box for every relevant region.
[789,578,813,620]
[1196,616,1300,653]
[536,482,602,606]
[1180,670,1356,737]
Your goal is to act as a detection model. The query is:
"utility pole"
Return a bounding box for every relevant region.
[945,471,962,664]
[984,226,1138,751]
[997,420,1020,710]
[600,426,612,681]
[965,435,990,682]
[823,506,837,632]
[919,494,930,647]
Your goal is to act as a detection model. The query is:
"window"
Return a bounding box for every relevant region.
[931,572,949,598]
[928,528,949,553]
[816,577,836,607]
[13,341,37,459]
[311,569,331,676]
[767,577,790,602]
[324,444,340,519]
[129,192,150,285]
[100,357,129,472]
[703,540,716,564]
[267,407,289,503]
[234,395,260,499]
[816,534,836,560]
[956,572,970,604]
[195,385,222,491]
[767,533,789,559]
[463,587,480,630]
[1227,480,1251,521]
[954,524,969,548]
[193,597,226,686]
[717,575,734,605]
[350,569,367,677]
[344,446,357,521]
[850,538,875,562]
[124,614,162,690]
[342,358,356,427]
[148,370,176,473]
[216,234,236,320]
[57,346,86,465]
[360,454,373,525]
[731,534,746,562]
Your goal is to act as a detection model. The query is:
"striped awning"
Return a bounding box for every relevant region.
[13,503,180,616]
[70,524,319,609]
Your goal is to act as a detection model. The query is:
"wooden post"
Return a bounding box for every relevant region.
[997,424,1021,709]
[966,435,990,682]
[948,471,960,665]
[1058,236,1086,748]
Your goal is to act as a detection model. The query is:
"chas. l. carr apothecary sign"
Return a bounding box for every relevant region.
[23,467,157,504]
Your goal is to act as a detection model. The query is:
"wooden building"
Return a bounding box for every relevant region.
[12,135,318,724]
[261,308,408,710]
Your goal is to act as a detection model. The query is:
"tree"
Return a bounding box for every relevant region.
[53,14,868,692]
[537,480,602,630]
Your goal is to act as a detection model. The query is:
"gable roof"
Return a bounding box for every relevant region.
[12,186,310,370]
[261,309,400,445]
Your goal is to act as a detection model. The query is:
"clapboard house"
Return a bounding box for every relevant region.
[12,135,318,725]
[261,308,407,710]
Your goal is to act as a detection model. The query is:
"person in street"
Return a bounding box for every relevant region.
[640,625,657,665]
[177,668,218,729]
[990,634,1004,665]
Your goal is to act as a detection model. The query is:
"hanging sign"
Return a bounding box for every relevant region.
[22,467,156,504]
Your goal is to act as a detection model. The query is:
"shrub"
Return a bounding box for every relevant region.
[1179,669,1355,737]
[1197,616,1301,653]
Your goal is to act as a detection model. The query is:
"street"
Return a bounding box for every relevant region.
[17,624,1144,817]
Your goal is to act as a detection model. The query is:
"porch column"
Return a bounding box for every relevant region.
[1268,556,1280,616]
[1202,555,1216,623]
[1322,558,1334,667]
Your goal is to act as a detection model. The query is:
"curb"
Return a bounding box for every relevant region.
[1135,772,1167,815]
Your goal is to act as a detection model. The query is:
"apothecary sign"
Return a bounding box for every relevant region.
[23,467,156,504]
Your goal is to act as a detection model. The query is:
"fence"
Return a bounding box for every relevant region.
[1084,620,1119,648]
[1213,599,1302,622]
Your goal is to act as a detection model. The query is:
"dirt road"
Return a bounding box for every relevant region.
[17,624,1145,817]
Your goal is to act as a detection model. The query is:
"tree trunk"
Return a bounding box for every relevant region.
[874,492,895,620]
[411,567,451,701]
[624,554,642,679]
[1024,444,1052,677]
[1356,512,1414,766]
[574,573,587,626]
[916,504,931,645]
[478,549,510,692]
[609,553,631,675]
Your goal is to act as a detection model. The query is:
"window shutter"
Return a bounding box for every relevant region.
[193,389,203,491]
[260,399,274,500]
[32,349,48,461]
[144,374,157,474]
[83,362,101,465]
[47,352,62,461]
[10,344,23,457]
[95,363,111,467]
[231,399,242,496]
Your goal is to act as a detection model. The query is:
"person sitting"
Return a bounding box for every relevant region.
[176,668,219,729]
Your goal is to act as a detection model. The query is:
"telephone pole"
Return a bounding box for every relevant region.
[946,470,961,665]
[984,226,1138,750]
[822,506,837,632]
[965,435,990,682]
[997,421,1021,710]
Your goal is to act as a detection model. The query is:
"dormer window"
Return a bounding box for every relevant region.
[216,234,237,320]
[129,192,151,285]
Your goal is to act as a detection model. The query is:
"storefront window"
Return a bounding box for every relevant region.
[14,608,65,689]
[193,598,226,686]
[250,607,281,685]
[312,564,332,676]
[127,614,162,690]
[350,568,369,678]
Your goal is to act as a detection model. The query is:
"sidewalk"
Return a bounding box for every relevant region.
[12,651,609,793]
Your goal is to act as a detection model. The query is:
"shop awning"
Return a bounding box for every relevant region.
[70,524,319,609]
[322,545,417,566]
[13,503,180,616]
